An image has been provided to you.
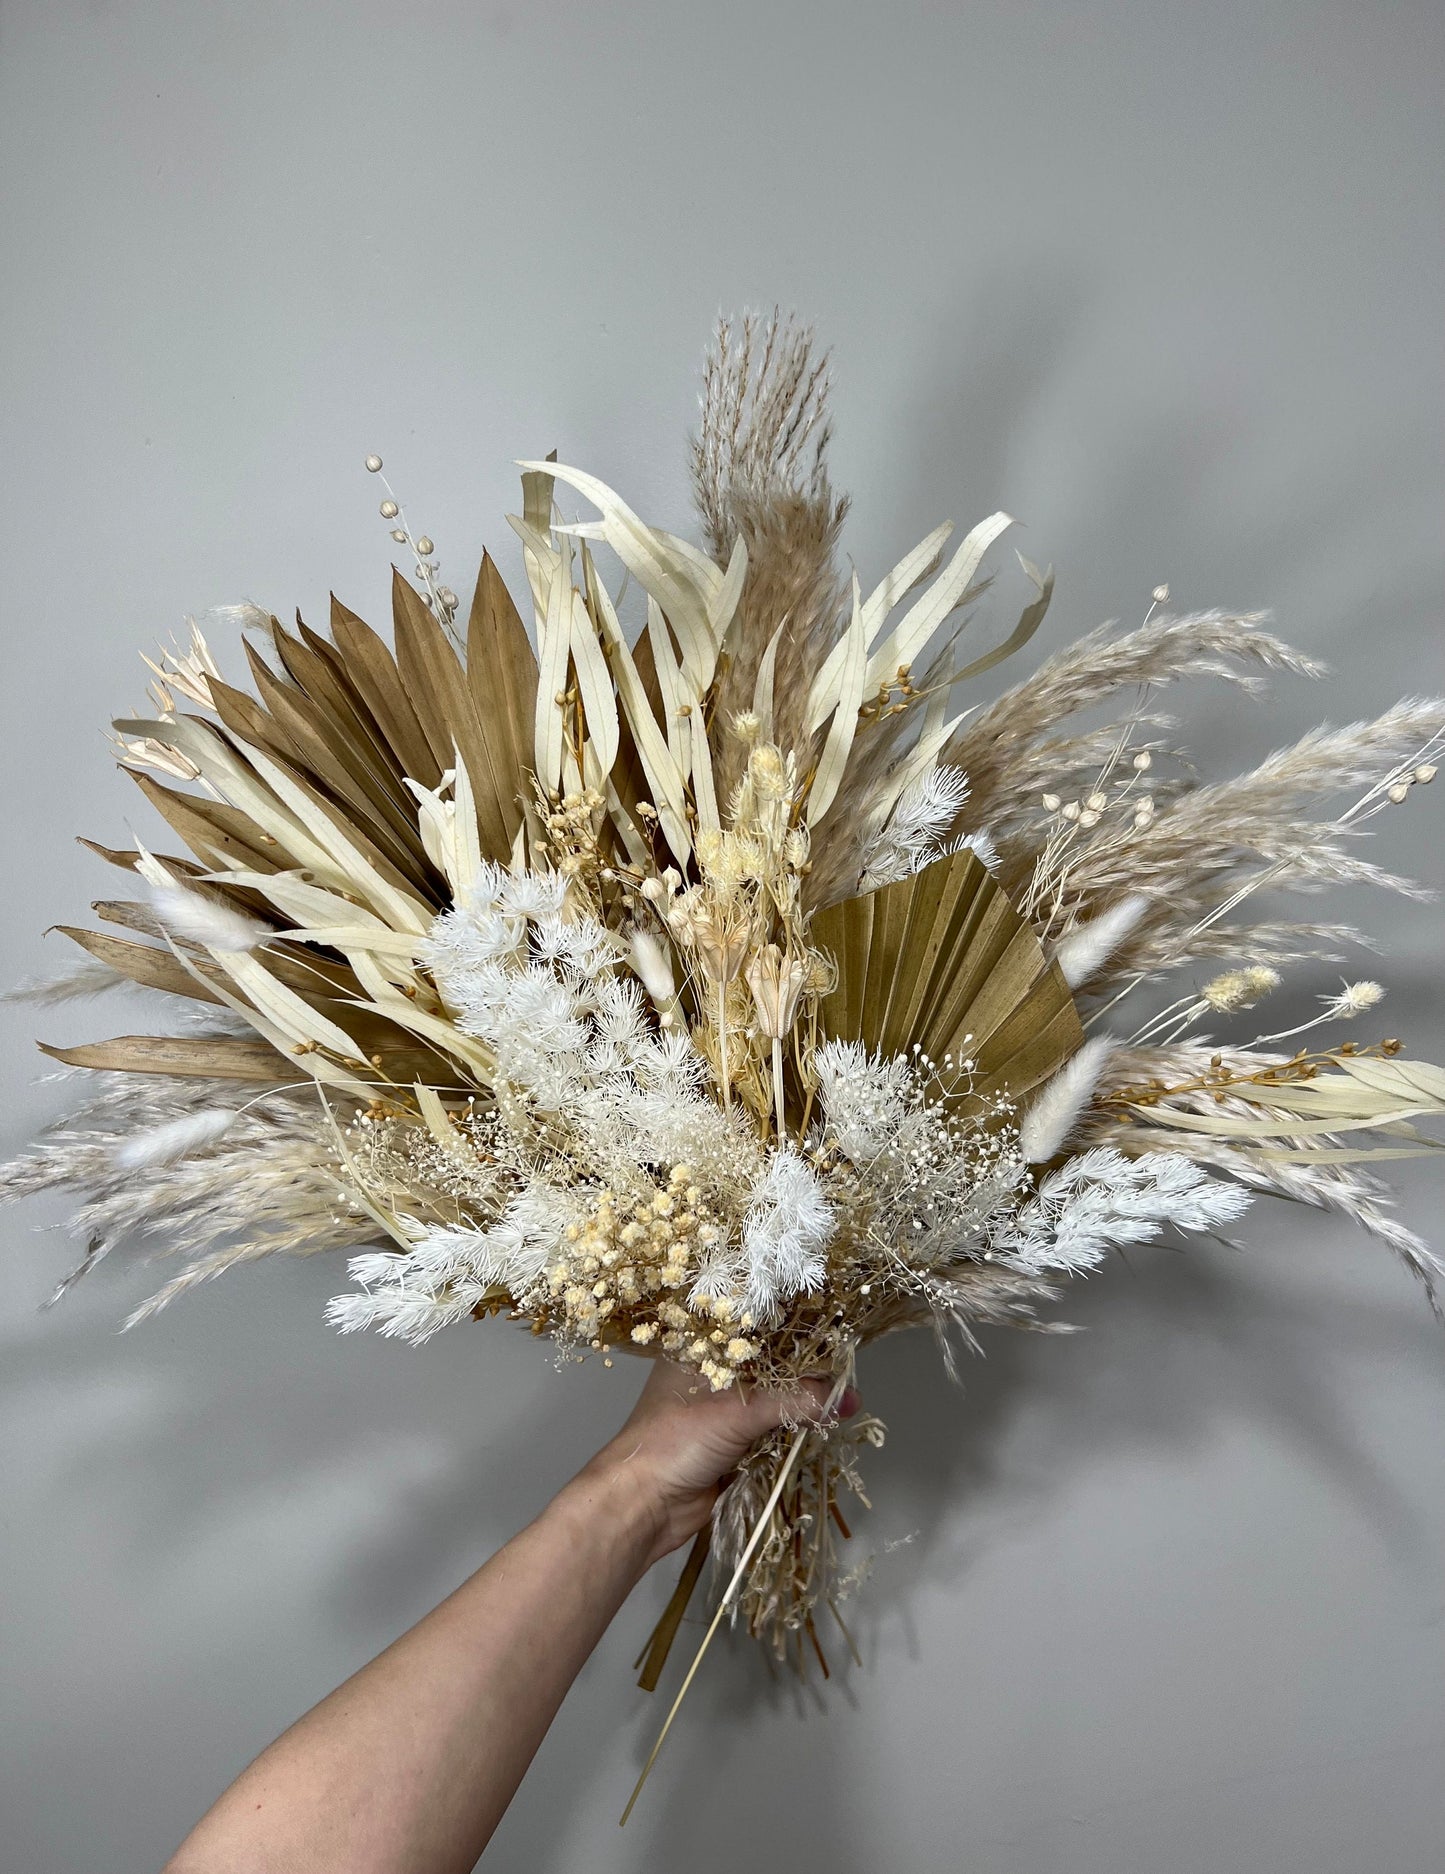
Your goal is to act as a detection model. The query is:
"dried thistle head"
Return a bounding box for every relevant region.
[745,944,811,1040]
[670,892,755,984]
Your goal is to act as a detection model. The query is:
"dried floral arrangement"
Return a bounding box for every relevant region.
[5,315,1443,1803]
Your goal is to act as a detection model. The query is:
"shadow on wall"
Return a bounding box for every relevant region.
[6,1185,1437,1874]
[548,1209,1441,1874]
[886,266,1442,743]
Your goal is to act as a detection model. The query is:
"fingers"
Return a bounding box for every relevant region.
[790,1377,836,1422]
[628,1359,863,1462]
[731,1374,861,1443]
[784,1376,861,1421]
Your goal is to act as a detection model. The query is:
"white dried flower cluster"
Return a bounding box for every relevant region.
[812,1039,1026,1266]
[695,1147,836,1326]
[420,864,628,1105]
[812,1039,917,1164]
[327,1188,578,1341]
[987,1147,1253,1275]
[329,1010,1256,1358]
[327,872,843,1364]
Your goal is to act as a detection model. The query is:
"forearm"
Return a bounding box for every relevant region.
[161,1364,843,1872]
[164,1453,656,1874]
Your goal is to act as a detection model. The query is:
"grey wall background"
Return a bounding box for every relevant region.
[2,3,1442,1870]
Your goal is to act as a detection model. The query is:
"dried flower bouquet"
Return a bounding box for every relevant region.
[6,316,1443,1780]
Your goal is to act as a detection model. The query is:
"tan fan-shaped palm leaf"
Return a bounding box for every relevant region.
[811,847,1083,1104]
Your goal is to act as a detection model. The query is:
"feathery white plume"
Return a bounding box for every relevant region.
[628,927,676,1008]
[326,1186,576,1344]
[991,1147,1253,1274]
[1052,894,1149,990]
[946,827,1000,873]
[112,1107,239,1169]
[197,602,275,638]
[1019,1036,1116,1163]
[860,765,976,888]
[146,880,267,953]
[740,1148,836,1323]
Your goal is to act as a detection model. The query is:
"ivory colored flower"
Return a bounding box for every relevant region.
[1201,966,1281,1012]
[1322,980,1385,1019]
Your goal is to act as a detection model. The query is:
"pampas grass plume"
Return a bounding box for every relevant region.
[2,959,126,1004]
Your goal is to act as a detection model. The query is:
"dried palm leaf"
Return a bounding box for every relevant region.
[38,1033,295,1081]
[812,846,1083,1103]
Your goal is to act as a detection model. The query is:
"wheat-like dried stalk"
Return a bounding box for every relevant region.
[1054,700,1443,942]
[1083,1042,1445,1305]
[691,311,850,801]
[954,610,1325,815]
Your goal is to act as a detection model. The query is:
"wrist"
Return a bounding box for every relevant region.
[549,1444,664,1581]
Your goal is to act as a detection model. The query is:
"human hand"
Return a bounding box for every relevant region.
[577,1360,861,1570]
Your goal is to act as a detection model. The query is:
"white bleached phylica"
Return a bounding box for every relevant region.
[860,766,986,889]
[419,867,635,1107]
[326,1184,580,1344]
[988,1147,1252,1276]
[733,1148,836,1324]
